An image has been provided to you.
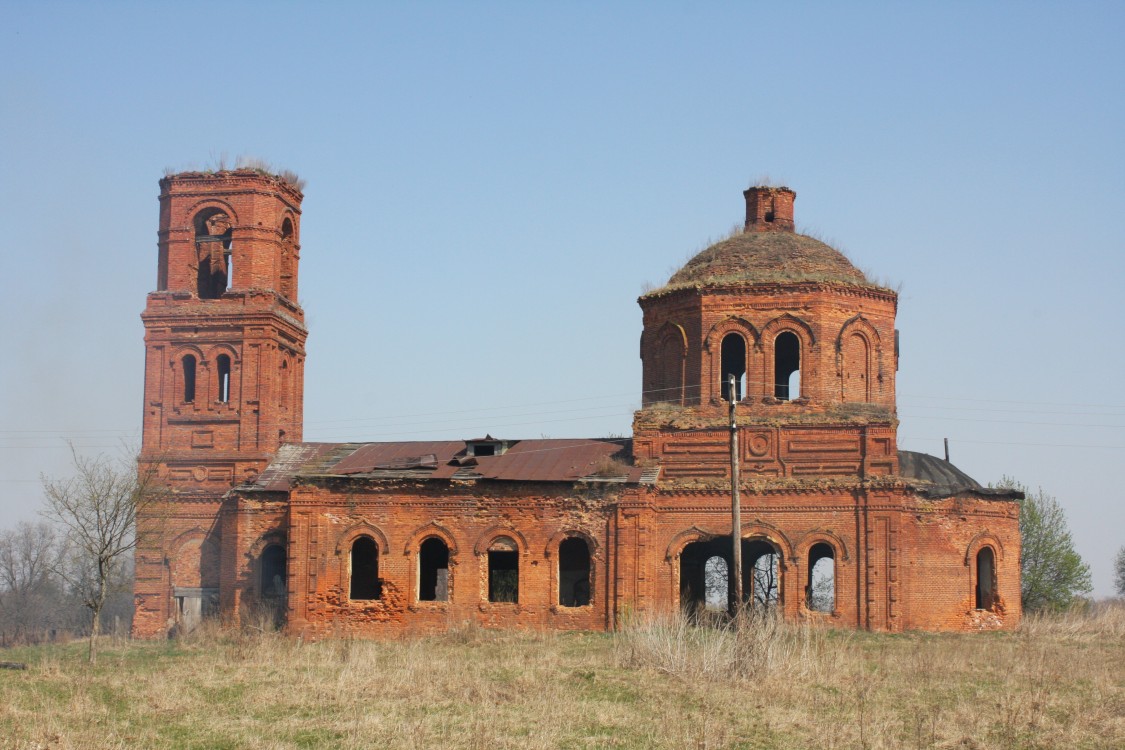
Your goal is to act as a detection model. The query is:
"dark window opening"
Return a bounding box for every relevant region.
[681,537,777,614]
[774,331,801,400]
[157,246,168,291]
[720,333,747,401]
[746,539,782,608]
[216,354,231,403]
[976,547,996,610]
[488,543,519,603]
[558,537,591,607]
[182,355,197,403]
[278,359,290,413]
[280,217,295,299]
[194,209,233,299]
[349,536,381,600]
[807,543,835,613]
[261,544,287,598]
[418,537,450,602]
[680,539,722,614]
[474,444,496,457]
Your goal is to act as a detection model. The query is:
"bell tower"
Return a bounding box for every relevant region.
[140,169,307,487]
[135,169,307,637]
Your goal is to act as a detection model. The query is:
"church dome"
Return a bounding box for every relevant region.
[648,186,877,295]
[667,230,869,288]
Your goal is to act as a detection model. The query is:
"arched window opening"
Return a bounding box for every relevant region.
[843,333,870,402]
[278,359,290,413]
[280,217,295,300]
[746,539,781,608]
[720,333,747,401]
[349,536,381,600]
[774,331,801,400]
[487,537,519,603]
[807,543,835,613]
[261,544,287,599]
[679,538,738,614]
[652,331,685,405]
[976,547,996,610]
[216,354,231,403]
[418,537,450,602]
[558,537,591,607]
[194,209,233,299]
[182,355,197,403]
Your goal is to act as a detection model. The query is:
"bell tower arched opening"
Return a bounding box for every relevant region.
[194,208,233,299]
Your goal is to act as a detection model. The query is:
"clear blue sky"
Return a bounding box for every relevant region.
[1,2,1122,595]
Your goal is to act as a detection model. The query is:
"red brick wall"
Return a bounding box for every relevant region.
[263,482,617,638]
[612,486,1020,632]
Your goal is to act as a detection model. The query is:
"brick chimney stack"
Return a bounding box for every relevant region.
[743,186,796,233]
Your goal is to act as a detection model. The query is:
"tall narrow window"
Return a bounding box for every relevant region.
[720,333,747,401]
[280,217,295,300]
[976,547,996,610]
[279,359,290,413]
[774,332,800,400]
[216,354,231,403]
[807,543,835,613]
[651,327,685,406]
[418,537,450,602]
[745,539,781,608]
[843,333,870,402]
[261,544,287,599]
[558,537,591,607]
[182,355,197,403]
[350,537,381,600]
[157,246,168,291]
[487,537,519,603]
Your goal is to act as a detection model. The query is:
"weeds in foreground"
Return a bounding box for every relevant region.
[0,604,1122,749]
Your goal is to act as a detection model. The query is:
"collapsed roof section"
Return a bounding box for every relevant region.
[244,438,656,491]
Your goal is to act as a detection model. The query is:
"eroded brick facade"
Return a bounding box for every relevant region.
[135,177,1021,638]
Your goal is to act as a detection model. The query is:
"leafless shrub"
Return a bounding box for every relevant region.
[590,456,630,478]
[614,608,832,681]
[1018,598,1125,641]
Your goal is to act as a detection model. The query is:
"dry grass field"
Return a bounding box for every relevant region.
[1,606,1122,750]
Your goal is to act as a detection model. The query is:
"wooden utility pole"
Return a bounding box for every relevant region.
[728,374,743,617]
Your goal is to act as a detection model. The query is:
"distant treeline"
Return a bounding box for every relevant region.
[0,521,133,647]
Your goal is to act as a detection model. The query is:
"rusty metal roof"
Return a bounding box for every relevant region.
[245,438,649,490]
[250,443,338,491]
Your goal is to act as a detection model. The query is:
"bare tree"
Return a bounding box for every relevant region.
[751,553,779,607]
[1115,546,1125,598]
[40,448,160,663]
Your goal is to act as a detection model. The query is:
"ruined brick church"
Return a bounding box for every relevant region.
[133,169,1021,638]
